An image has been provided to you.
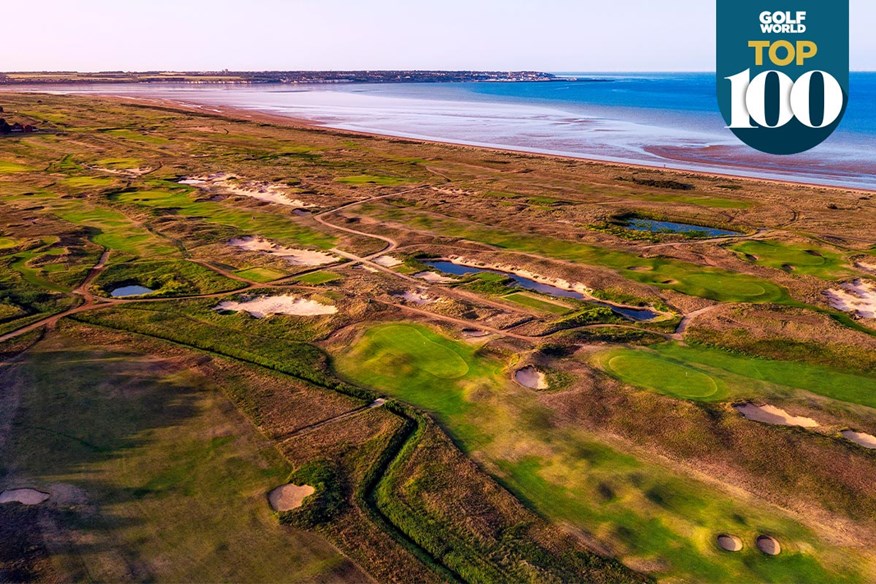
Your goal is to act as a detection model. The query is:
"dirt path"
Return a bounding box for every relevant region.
[672,305,719,341]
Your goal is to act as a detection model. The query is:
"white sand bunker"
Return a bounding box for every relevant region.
[855,260,876,274]
[842,430,876,450]
[415,271,456,284]
[268,484,315,512]
[756,535,782,556]
[395,290,435,306]
[514,366,549,390]
[216,295,337,318]
[735,403,819,428]
[0,488,50,506]
[373,255,402,268]
[717,534,743,552]
[462,328,490,339]
[825,280,876,319]
[181,173,311,208]
[229,236,336,266]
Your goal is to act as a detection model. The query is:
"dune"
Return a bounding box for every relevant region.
[182,173,311,208]
[215,295,337,318]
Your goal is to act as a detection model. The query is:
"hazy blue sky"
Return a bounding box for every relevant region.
[5,0,875,71]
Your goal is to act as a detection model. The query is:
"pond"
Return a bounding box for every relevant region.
[110,285,155,297]
[621,218,742,237]
[423,261,657,321]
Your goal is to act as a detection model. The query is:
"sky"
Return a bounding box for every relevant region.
[4,0,875,72]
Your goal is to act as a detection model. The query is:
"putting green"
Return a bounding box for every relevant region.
[605,352,722,400]
[731,240,849,279]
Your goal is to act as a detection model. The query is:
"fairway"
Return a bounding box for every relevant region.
[235,266,288,282]
[731,240,850,279]
[595,343,876,408]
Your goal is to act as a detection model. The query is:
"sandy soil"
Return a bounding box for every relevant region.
[514,366,549,390]
[414,271,456,284]
[825,280,876,320]
[756,535,782,556]
[181,173,311,208]
[0,488,50,505]
[734,403,820,428]
[450,256,592,296]
[215,295,337,318]
[372,255,402,267]
[395,290,435,306]
[229,236,336,266]
[842,430,876,450]
[717,534,743,552]
[268,484,315,512]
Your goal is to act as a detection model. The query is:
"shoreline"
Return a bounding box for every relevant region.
[7,89,875,195]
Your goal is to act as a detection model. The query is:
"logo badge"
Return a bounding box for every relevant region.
[716,1,849,155]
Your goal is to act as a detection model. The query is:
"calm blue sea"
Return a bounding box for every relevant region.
[11,73,876,188]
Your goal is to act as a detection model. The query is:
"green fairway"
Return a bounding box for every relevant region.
[0,330,357,582]
[294,270,343,285]
[361,204,788,303]
[113,186,336,249]
[594,343,876,407]
[731,240,851,279]
[604,351,724,400]
[61,175,117,189]
[336,174,411,186]
[503,292,572,314]
[0,160,32,173]
[235,266,288,282]
[333,323,857,583]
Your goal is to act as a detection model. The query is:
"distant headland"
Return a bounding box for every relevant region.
[0,70,587,85]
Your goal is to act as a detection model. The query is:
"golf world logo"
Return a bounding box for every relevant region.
[717,1,849,155]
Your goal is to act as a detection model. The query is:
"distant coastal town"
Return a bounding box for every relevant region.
[0,70,568,85]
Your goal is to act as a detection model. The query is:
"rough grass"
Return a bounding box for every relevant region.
[0,330,358,582]
[94,260,246,297]
[333,323,855,583]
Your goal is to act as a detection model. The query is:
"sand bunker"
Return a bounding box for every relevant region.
[735,403,819,428]
[856,260,876,274]
[825,280,876,319]
[373,255,402,267]
[842,430,876,450]
[414,271,457,284]
[450,256,592,296]
[717,534,743,552]
[181,173,311,208]
[229,236,336,266]
[756,535,782,556]
[215,295,337,318]
[268,484,315,512]
[0,488,50,506]
[395,290,435,306]
[462,328,490,338]
[514,366,549,390]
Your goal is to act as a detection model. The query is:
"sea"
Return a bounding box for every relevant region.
[12,73,876,189]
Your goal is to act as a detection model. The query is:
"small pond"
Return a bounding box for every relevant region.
[110,285,155,298]
[423,261,657,321]
[621,218,742,237]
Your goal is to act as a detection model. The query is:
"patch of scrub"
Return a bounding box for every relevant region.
[229,236,336,266]
[215,295,337,318]
[825,280,876,319]
[181,173,311,208]
[110,285,154,298]
[414,271,456,284]
[0,488,50,505]
[756,535,782,556]
[514,366,548,390]
[717,534,743,552]
[373,255,402,267]
[734,403,819,428]
[841,430,876,449]
[268,484,315,512]
[395,289,435,306]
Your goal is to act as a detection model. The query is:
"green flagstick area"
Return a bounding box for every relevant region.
[1,93,875,584]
